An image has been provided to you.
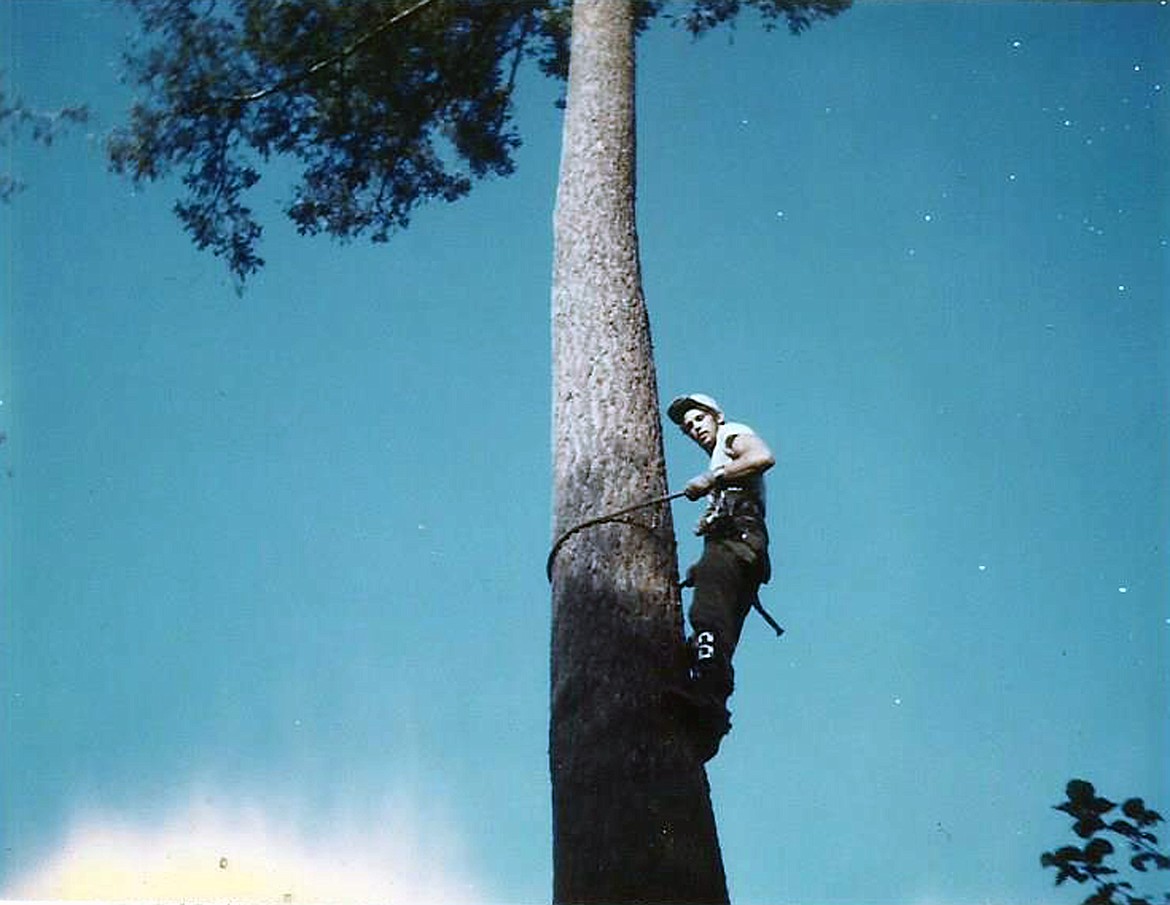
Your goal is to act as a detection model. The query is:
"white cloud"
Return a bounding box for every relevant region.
[3,787,487,904]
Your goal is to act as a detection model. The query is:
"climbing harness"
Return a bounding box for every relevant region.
[546,489,687,582]
[545,488,786,638]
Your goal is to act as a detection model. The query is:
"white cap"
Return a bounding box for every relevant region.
[667,393,723,425]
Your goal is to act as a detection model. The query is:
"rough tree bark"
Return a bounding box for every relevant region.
[549,1,728,902]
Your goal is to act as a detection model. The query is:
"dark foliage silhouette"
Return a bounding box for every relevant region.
[1042,779,1170,905]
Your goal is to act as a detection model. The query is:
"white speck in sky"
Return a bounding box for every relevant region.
[1134,64,1142,72]
[1118,586,1128,593]
[923,213,934,222]
[1063,119,1073,127]
[741,118,749,126]
[979,564,987,572]
[1118,284,1127,293]
[907,248,917,257]
[1011,39,1022,49]
[893,697,903,706]
[418,523,428,531]
[775,210,785,220]
[1008,173,1017,181]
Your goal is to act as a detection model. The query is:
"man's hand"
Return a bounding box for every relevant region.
[684,469,719,501]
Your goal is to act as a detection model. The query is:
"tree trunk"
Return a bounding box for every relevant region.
[549,2,728,902]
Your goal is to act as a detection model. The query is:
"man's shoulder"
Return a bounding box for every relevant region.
[719,421,756,440]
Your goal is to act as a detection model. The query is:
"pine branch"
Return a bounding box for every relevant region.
[223,0,439,109]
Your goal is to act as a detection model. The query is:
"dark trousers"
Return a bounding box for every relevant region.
[687,516,770,665]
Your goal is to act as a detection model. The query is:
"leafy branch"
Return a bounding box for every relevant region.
[1042,779,1170,905]
[106,0,849,286]
[221,0,438,108]
[0,77,89,201]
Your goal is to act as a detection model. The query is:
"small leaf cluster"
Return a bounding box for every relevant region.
[675,0,850,36]
[1042,779,1170,905]
[0,76,89,201]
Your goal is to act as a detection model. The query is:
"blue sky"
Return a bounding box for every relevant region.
[2,2,1168,904]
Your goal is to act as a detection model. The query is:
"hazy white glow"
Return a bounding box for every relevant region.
[4,790,484,904]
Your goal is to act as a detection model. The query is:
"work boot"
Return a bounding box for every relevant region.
[665,683,730,763]
[666,631,734,762]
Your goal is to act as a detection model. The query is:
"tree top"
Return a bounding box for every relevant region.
[109,0,849,285]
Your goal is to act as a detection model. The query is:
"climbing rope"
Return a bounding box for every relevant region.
[545,490,687,582]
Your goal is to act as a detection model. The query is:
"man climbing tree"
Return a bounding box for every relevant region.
[107,1,850,901]
[667,393,777,763]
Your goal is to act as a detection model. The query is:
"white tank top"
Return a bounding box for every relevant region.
[711,421,766,511]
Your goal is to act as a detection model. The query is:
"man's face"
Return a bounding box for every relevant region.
[681,407,719,453]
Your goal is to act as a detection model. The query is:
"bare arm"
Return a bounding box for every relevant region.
[684,431,775,500]
[719,432,775,484]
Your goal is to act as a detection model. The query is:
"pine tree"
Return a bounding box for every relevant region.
[109,2,850,899]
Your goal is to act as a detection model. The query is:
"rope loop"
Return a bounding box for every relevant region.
[546,490,686,582]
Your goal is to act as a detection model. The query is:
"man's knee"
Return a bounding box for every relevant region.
[693,629,717,663]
